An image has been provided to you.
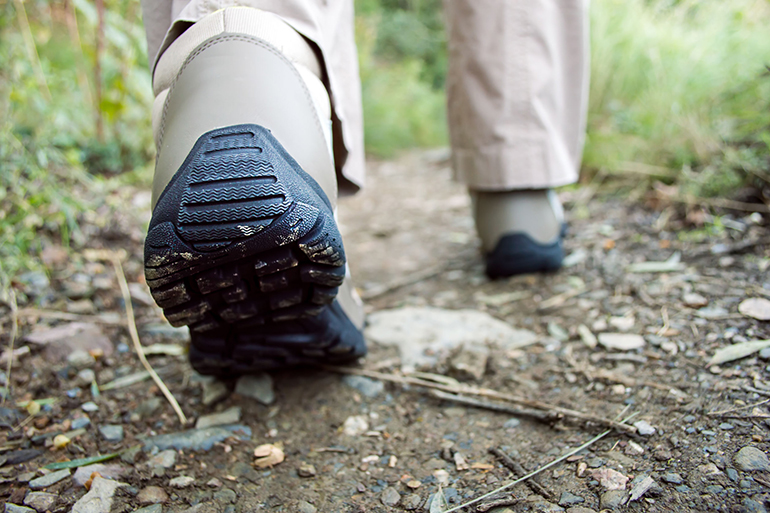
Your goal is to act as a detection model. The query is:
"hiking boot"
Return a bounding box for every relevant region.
[472,189,566,278]
[143,8,366,375]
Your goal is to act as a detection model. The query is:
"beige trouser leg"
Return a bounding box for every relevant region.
[443,0,590,191]
[140,0,365,194]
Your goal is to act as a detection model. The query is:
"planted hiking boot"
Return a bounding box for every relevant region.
[472,189,566,278]
[144,8,366,375]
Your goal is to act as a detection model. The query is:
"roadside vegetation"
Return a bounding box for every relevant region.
[1,0,768,287]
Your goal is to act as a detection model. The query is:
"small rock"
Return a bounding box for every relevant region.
[137,486,168,504]
[591,469,629,490]
[342,375,385,398]
[449,345,490,381]
[71,416,91,430]
[23,492,57,513]
[558,492,584,506]
[633,420,656,436]
[26,323,114,362]
[17,472,36,482]
[683,293,708,308]
[719,423,734,430]
[202,380,230,406]
[73,464,126,486]
[608,316,634,332]
[142,425,251,452]
[98,425,124,443]
[734,446,770,471]
[75,369,96,387]
[213,488,236,504]
[759,347,770,360]
[207,478,223,488]
[624,441,644,456]
[342,415,369,436]
[403,494,423,511]
[739,298,770,321]
[727,468,739,481]
[599,490,627,509]
[29,469,71,490]
[380,487,400,507]
[298,462,316,478]
[234,373,275,405]
[743,498,769,513]
[297,500,317,513]
[71,476,123,513]
[169,476,194,488]
[661,473,683,485]
[195,407,242,429]
[133,506,163,513]
[5,505,36,513]
[597,333,645,351]
[149,450,177,469]
[565,508,597,513]
[503,418,521,429]
[135,397,162,419]
[683,415,696,423]
[68,350,96,370]
[81,402,99,412]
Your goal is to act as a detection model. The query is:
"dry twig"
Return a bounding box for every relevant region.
[708,398,770,417]
[88,250,187,425]
[475,496,523,512]
[322,365,636,434]
[17,308,123,325]
[432,390,557,423]
[489,447,553,500]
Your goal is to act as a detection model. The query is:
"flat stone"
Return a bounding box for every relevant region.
[25,322,114,361]
[633,420,656,436]
[739,298,770,321]
[599,490,627,510]
[149,450,177,469]
[75,369,96,386]
[73,464,126,486]
[142,425,251,452]
[341,375,385,398]
[29,469,70,490]
[734,446,770,471]
[365,307,537,372]
[297,500,317,513]
[202,380,230,406]
[68,350,96,370]
[683,293,708,308]
[98,425,124,443]
[743,498,769,513]
[81,402,99,412]
[449,345,490,381]
[23,492,57,512]
[71,416,91,430]
[597,333,645,351]
[195,407,241,429]
[71,476,123,513]
[298,462,317,478]
[661,473,683,485]
[134,506,163,513]
[503,418,521,429]
[169,476,194,488]
[565,509,597,513]
[136,398,162,419]
[234,374,275,405]
[213,488,236,504]
[558,492,584,506]
[137,486,168,505]
[380,487,400,507]
[5,505,36,513]
[403,494,423,511]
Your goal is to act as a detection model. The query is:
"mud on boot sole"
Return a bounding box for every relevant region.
[144,124,366,374]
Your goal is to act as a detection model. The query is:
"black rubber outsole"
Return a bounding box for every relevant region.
[144,124,366,375]
[485,231,565,279]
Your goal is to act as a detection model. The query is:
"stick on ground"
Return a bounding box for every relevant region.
[489,447,553,500]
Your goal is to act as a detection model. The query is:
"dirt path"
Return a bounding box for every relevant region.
[2,151,770,513]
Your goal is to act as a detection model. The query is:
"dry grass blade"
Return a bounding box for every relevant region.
[97,251,187,425]
[2,288,18,406]
[322,365,636,434]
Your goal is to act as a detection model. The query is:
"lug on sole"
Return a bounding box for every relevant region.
[144,124,365,375]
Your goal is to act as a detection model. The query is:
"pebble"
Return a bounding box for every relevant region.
[134,506,163,513]
[597,333,645,351]
[195,407,242,429]
[5,505,36,513]
[661,473,683,485]
[342,415,369,436]
[135,398,162,419]
[137,486,169,504]
[565,509,597,513]
[71,416,91,430]
[149,450,177,469]
[298,462,317,478]
[503,418,521,429]
[683,415,696,423]
[558,492,585,506]
[760,347,770,360]
[734,446,770,471]
[75,369,96,387]
[297,501,317,513]
[675,485,691,493]
[719,423,734,430]
[403,494,423,511]
[23,491,57,512]
[342,375,385,398]
[98,425,124,443]
[633,420,656,436]
[213,489,236,504]
[169,476,195,488]
[73,464,126,486]
[29,469,71,490]
[142,425,252,452]
[67,350,96,370]
[704,485,724,494]
[81,402,99,412]
[381,487,401,507]
[727,468,739,481]
[743,498,768,513]
[599,490,626,509]
[683,293,708,308]
[234,373,275,405]
[71,476,123,513]
[202,380,230,406]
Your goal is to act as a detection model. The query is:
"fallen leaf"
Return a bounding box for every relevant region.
[708,340,770,366]
[429,487,448,513]
[739,298,770,321]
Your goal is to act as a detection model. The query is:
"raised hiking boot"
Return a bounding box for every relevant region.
[143,8,366,375]
[472,189,566,278]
